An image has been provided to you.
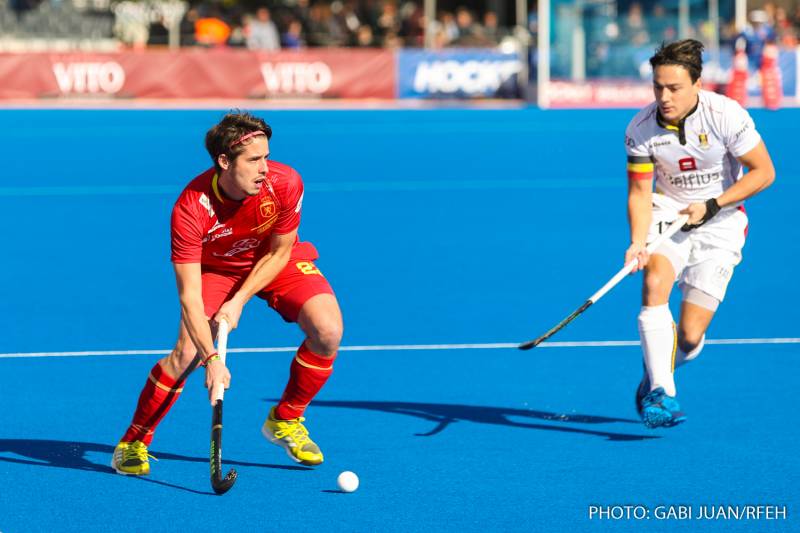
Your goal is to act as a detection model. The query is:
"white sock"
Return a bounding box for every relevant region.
[638,305,677,397]
[675,334,705,369]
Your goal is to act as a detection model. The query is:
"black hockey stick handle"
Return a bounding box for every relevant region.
[518,215,689,350]
[210,319,237,495]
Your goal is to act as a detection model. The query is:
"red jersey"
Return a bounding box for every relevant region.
[171,161,316,272]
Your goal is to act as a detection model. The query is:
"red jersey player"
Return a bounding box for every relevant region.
[112,111,343,475]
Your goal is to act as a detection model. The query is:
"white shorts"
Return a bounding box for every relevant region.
[647,194,749,302]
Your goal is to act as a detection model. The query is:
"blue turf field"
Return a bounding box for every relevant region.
[0,107,798,532]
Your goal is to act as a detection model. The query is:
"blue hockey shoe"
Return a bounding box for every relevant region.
[641,387,687,429]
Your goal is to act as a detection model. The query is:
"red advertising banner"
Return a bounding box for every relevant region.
[546,80,654,108]
[0,49,395,99]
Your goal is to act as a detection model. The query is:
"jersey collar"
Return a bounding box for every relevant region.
[211,173,227,203]
[656,97,699,146]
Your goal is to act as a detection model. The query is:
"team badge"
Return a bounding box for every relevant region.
[259,199,277,219]
[698,133,710,150]
[253,198,279,234]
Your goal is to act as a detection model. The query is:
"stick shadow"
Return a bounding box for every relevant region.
[0,439,311,494]
[266,399,658,442]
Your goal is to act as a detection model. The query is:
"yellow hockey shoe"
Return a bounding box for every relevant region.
[111,440,155,475]
[261,407,324,466]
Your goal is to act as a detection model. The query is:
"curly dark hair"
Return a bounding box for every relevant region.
[205,110,273,170]
[649,39,704,83]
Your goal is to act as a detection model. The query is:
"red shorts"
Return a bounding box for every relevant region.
[202,258,334,323]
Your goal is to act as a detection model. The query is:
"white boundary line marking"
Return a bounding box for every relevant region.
[0,338,798,358]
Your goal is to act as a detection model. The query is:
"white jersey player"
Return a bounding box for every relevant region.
[624,39,775,429]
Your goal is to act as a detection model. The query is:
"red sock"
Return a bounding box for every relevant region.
[121,362,185,445]
[275,343,335,420]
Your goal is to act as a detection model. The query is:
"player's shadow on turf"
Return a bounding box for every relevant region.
[0,439,311,494]
[271,400,657,441]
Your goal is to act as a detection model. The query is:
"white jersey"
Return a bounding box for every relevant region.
[624,90,761,208]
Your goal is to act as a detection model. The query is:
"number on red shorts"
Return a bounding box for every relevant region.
[296,261,322,275]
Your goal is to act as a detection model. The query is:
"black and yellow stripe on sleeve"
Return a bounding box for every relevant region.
[627,155,654,181]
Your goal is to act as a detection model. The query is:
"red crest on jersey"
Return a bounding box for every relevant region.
[678,157,697,171]
[253,199,279,234]
[260,199,277,219]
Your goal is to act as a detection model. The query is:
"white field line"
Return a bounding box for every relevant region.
[0,338,798,359]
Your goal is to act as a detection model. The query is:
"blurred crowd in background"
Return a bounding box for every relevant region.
[0,0,519,49]
[575,0,799,76]
[1,0,799,73]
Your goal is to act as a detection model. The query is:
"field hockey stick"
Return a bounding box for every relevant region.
[518,214,690,350]
[210,318,237,495]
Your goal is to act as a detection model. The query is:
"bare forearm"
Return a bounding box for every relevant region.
[716,168,775,207]
[180,296,216,359]
[232,249,292,304]
[628,189,652,246]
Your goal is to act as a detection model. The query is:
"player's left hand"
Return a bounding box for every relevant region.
[680,202,707,227]
[624,242,649,273]
[215,298,244,330]
[680,198,721,231]
[205,359,231,406]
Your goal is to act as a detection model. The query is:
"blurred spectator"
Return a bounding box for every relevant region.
[763,1,777,26]
[426,15,450,49]
[649,4,676,43]
[738,9,776,68]
[338,0,361,36]
[452,7,491,46]
[619,2,649,46]
[399,1,424,47]
[527,5,537,36]
[305,3,328,45]
[352,23,376,47]
[306,2,346,46]
[291,0,312,33]
[195,11,231,47]
[482,11,502,45]
[147,15,170,46]
[179,7,199,46]
[376,1,400,40]
[246,7,280,50]
[282,18,305,48]
[328,0,354,42]
[383,29,403,48]
[228,18,247,47]
[440,11,459,43]
[113,1,149,49]
[774,6,797,47]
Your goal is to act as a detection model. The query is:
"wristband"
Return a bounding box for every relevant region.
[681,198,721,231]
[201,352,220,367]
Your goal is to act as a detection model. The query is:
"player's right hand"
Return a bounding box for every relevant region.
[215,298,244,331]
[205,359,232,406]
[625,243,649,273]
